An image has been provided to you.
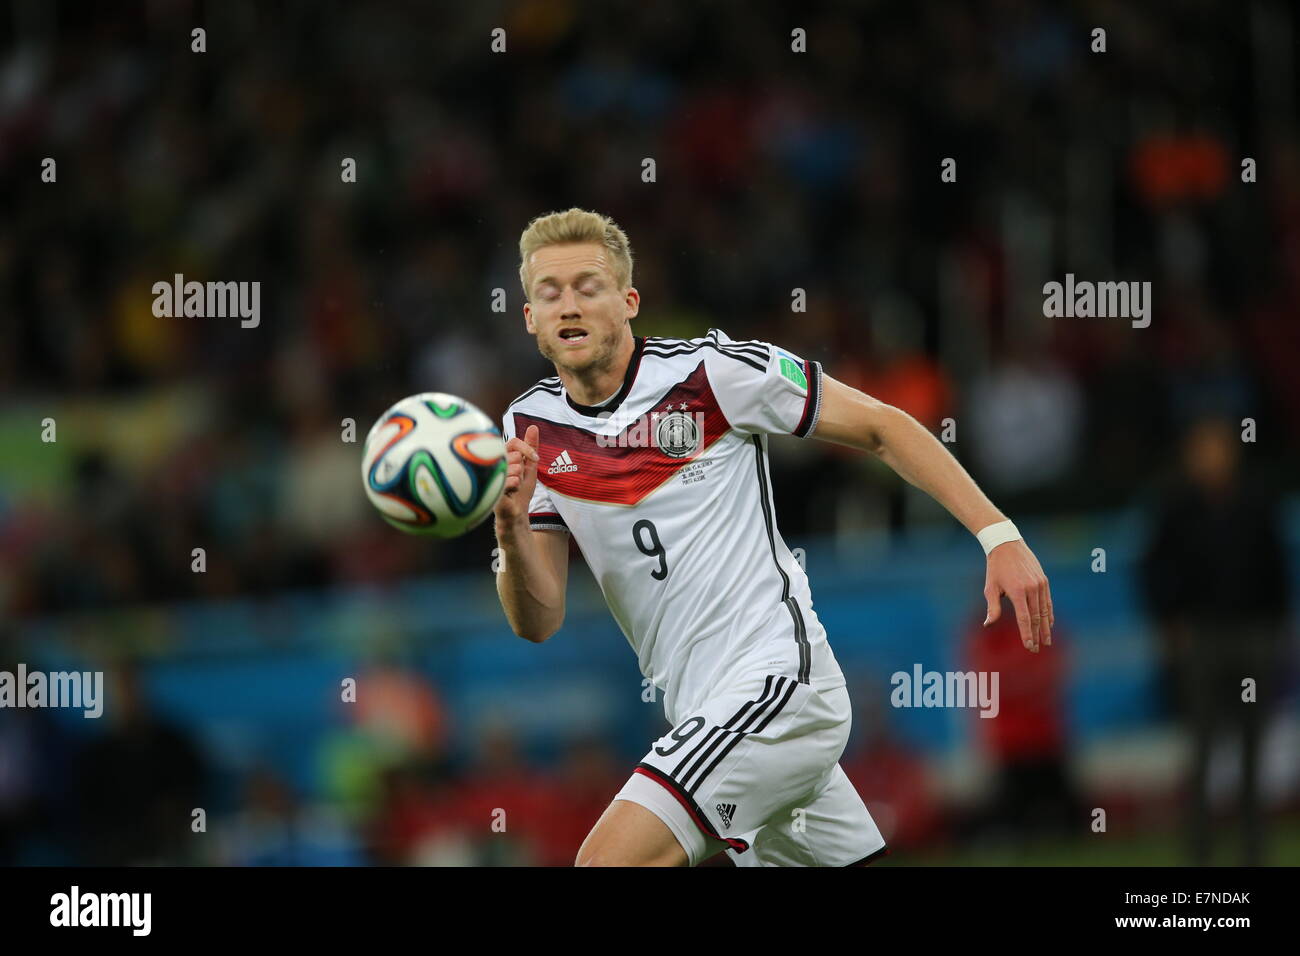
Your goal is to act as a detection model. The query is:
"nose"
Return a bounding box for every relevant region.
[557,285,582,317]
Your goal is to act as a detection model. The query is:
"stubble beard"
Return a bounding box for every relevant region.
[538,322,623,378]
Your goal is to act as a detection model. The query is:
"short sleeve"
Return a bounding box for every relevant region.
[502,409,569,533]
[702,328,823,437]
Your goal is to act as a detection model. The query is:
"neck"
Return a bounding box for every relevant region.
[559,333,637,406]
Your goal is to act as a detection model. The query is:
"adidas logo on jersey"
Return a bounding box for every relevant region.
[548,450,578,474]
[716,802,736,829]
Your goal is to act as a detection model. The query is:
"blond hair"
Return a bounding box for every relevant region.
[518,207,634,298]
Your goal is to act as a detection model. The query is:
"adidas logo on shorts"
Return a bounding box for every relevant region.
[548,450,578,474]
[716,802,736,829]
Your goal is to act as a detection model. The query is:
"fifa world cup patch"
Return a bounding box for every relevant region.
[778,355,807,391]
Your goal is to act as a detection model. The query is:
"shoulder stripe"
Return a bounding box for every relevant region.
[719,342,770,359]
[700,338,770,359]
[508,380,564,408]
[706,329,771,359]
[642,341,765,373]
[644,333,770,361]
[507,411,582,433]
[646,345,765,372]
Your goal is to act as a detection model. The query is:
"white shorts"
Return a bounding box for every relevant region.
[614,672,888,867]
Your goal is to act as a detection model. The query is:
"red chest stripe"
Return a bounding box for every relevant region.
[513,362,731,506]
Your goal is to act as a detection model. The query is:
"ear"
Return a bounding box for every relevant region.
[523,301,537,334]
[624,286,640,320]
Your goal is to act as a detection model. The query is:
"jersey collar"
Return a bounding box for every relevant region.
[564,335,645,417]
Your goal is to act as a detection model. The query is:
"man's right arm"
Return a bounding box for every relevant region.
[494,423,569,641]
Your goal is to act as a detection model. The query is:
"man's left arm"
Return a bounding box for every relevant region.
[811,374,1053,653]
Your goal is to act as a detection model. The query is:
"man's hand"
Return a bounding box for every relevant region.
[983,539,1054,652]
[809,375,1055,652]
[492,422,569,642]
[495,424,540,527]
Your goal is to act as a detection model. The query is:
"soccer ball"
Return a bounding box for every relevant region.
[361,392,507,537]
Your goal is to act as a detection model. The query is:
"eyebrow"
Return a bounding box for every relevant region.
[533,269,603,290]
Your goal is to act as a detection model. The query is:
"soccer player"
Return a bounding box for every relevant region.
[494,208,1054,867]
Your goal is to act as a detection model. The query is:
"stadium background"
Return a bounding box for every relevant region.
[1,0,1298,865]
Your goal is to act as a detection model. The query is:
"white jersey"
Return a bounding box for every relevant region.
[502,329,847,724]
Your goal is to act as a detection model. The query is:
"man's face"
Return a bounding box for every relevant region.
[523,242,638,375]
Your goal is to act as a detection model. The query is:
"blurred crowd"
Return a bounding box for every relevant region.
[0,659,638,866]
[0,655,1064,866]
[2,0,1297,616]
[1,1,1298,866]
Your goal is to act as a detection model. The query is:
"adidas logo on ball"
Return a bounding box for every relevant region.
[548,450,579,474]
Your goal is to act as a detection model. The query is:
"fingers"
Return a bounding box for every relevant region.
[1023,586,1041,652]
[987,543,1054,652]
[1041,578,1054,645]
[505,437,538,477]
[511,434,539,463]
[1010,588,1036,653]
[501,435,540,499]
[983,585,1001,626]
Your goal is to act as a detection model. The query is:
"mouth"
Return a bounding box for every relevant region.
[557,327,590,344]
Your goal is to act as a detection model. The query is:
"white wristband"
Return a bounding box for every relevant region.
[976,519,1021,556]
